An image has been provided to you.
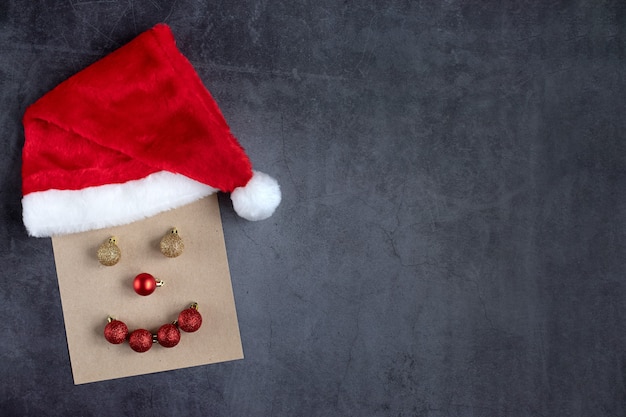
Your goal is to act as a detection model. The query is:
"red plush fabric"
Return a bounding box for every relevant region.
[22,24,253,195]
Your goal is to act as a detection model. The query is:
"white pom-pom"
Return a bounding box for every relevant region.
[231,170,281,221]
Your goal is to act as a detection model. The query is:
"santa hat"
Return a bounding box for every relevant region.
[21,24,281,237]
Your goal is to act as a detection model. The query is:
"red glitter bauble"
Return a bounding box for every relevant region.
[178,307,202,333]
[128,329,153,352]
[134,273,157,296]
[157,323,181,348]
[104,320,128,344]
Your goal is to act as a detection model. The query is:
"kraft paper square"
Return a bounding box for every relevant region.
[51,195,243,384]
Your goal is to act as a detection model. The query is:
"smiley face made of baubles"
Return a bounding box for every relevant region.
[97,228,202,353]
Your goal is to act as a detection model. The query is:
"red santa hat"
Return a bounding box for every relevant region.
[21,24,281,237]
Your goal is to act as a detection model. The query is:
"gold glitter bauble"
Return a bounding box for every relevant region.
[160,228,184,258]
[97,237,121,266]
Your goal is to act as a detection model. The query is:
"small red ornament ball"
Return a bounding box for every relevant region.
[104,320,128,344]
[178,307,202,333]
[157,323,181,348]
[134,273,157,296]
[129,329,153,352]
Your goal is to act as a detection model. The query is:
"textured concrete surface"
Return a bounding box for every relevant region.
[1,1,625,416]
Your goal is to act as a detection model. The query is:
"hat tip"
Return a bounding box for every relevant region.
[231,171,281,221]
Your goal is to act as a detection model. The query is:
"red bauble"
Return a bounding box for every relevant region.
[134,273,159,296]
[178,307,202,333]
[157,323,181,348]
[128,329,153,352]
[104,319,128,344]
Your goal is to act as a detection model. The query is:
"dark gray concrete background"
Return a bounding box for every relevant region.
[1,1,625,416]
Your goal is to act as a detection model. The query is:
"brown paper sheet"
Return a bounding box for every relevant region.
[52,195,243,384]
